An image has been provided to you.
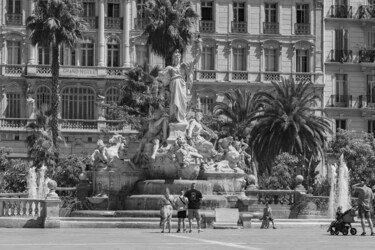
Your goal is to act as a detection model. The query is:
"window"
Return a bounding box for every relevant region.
[7,0,21,14]
[265,49,278,72]
[81,41,94,66]
[136,45,149,66]
[107,38,119,67]
[233,2,245,22]
[137,0,146,18]
[335,29,348,51]
[82,2,95,17]
[265,3,277,23]
[108,3,120,18]
[200,97,214,115]
[335,0,348,6]
[366,31,375,49]
[7,41,21,64]
[201,46,214,70]
[335,74,347,103]
[61,87,95,119]
[201,1,213,20]
[296,4,309,24]
[367,76,375,103]
[105,87,120,105]
[38,46,50,65]
[233,48,246,71]
[36,86,51,110]
[296,50,309,72]
[5,92,21,118]
[335,119,346,131]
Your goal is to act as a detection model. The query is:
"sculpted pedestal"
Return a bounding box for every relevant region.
[167,122,188,144]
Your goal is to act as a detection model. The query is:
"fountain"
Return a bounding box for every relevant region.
[328,155,351,218]
[27,165,50,199]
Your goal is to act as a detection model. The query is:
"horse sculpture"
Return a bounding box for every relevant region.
[91,134,127,168]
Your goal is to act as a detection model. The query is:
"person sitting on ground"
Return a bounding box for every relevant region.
[158,188,174,233]
[327,206,343,232]
[174,189,189,233]
[352,178,374,236]
[261,202,276,229]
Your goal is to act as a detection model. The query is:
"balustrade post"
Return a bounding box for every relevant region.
[0,200,3,217]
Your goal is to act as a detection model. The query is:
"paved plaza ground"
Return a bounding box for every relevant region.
[0,227,374,250]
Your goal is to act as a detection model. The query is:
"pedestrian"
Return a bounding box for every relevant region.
[174,189,189,233]
[158,188,174,233]
[184,183,203,233]
[352,178,374,236]
[261,202,276,229]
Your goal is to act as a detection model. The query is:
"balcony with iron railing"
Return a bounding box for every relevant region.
[359,95,375,108]
[82,16,97,29]
[134,18,147,30]
[264,72,281,82]
[359,49,375,63]
[294,72,313,82]
[5,13,23,25]
[329,50,352,63]
[328,95,352,108]
[329,5,353,18]
[263,22,279,34]
[357,5,375,19]
[105,17,123,29]
[294,23,310,35]
[1,64,25,77]
[199,20,215,33]
[231,21,247,33]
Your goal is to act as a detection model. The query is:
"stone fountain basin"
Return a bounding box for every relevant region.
[87,196,108,204]
[124,194,228,210]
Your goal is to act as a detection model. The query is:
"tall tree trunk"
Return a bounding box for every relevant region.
[51,43,60,155]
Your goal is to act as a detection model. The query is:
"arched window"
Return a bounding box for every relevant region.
[61,87,95,119]
[36,86,51,110]
[81,38,95,66]
[7,41,21,64]
[105,87,120,105]
[107,38,120,67]
[5,92,21,118]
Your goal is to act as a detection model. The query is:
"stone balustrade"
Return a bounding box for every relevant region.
[0,198,44,217]
[245,190,297,206]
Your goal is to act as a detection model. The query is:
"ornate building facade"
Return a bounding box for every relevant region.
[0,0,324,157]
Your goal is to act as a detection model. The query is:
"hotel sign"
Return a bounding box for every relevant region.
[60,67,98,77]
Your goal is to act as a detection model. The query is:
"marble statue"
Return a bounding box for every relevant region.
[0,88,7,118]
[92,134,127,168]
[26,93,37,119]
[96,95,108,120]
[186,110,217,162]
[172,135,202,168]
[134,107,169,162]
[158,38,202,123]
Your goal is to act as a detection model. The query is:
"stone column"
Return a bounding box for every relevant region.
[122,0,131,68]
[28,0,36,65]
[98,0,106,67]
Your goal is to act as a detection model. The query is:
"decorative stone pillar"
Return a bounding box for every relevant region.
[28,0,36,65]
[123,0,131,67]
[98,0,106,67]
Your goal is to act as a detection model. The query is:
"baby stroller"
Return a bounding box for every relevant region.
[328,206,357,236]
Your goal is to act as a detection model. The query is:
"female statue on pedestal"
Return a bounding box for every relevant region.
[158,38,202,123]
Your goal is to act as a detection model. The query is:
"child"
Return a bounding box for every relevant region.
[174,189,189,233]
[327,206,343,232]
[261,202,276,229]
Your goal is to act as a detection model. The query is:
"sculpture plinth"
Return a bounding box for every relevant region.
[167,122,189,144]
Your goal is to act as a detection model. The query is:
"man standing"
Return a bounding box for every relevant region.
[184,183,203,233]
[352,178,374,236]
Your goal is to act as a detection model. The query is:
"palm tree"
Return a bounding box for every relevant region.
[249,78,332,176]
[26,0,87,153]
[213,88,260,139]
[143,0,198,65]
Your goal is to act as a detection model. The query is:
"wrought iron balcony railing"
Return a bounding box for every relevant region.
[357,5,375,19]
[263,22,279,34]
[359,49,375,63]
[329,5,353,18]
[232,21,247,33]
[134,18,147,30]
[264,72,280,81]
[328,95,352,108]
[329,50,352,63]
[5,13,22,25]
[200,20,215,33]
[294,23,310,35]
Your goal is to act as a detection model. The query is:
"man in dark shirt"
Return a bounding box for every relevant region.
[184,183,203,233]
